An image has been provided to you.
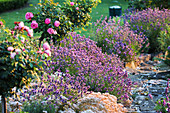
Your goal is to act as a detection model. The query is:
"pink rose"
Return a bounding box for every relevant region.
[18,22,24,29]
[45,18,51,24]
[15,49,21,54]
[70,2,74,6]
[31,20,38,29]
[0,21,3,26]
[21,37,25,43]
[76,7,79,10]
[27,29,33,37]
[14,25,18,30]
[24,26,30,32]
[43,42,50,50]
[7,47,14,51]
[23,48,25,51]
[54,21,60,27]
[47,28,54,34]
[25,12,33,20]
[37,48,43,54]
[53,30,57,35]
[44,50,51,56]
[10,52,16,59]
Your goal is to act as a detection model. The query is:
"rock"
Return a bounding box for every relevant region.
[139,99,155,111]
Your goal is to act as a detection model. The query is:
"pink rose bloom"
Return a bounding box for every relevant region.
[23,48,25,51]
[37,48,43,54]
[15,49,21,54]
[43,42,50,50]
[21,37,25,43]
[10,52,16,59]
[47,28,54,34]
[25,12,33,20]
[7,47,14,51]
[54,21,60,27]
[45,18,51,24]
[44,50,51,56]
[0,21,3,26]
[14,25,18,30]
[24,26,30,32]
[76,7,79,10]
[11,31,14,35]
[27,29,33,37]
[18,22,24,29]
[31,20,38,29]
[70,2,74,6]
[53,30,57,35]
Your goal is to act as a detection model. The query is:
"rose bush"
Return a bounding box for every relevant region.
[0,19,51,98]
[25,0,101,45]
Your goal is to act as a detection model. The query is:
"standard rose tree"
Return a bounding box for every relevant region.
[25,0,101,45]
[0,20,51,113]
[25,0,72,45]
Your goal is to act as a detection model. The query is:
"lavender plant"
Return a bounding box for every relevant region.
[22,71,88,113]
[47,32,133,102]
[123,8,170,53]
[92,16,147,62]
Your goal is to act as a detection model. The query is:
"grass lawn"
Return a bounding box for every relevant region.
[0,0,128,37]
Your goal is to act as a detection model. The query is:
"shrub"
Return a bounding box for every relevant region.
[92,16,147,62]
[47,32,133,102]
[25,0,72,45]
[0,0,28,13]
[0,20,48,98]
[158,25,170,52]
[26,0,101,45]
[125,0,169,10]
[61,0,101,28]
[123,8,170,53]
[22,71,88,113]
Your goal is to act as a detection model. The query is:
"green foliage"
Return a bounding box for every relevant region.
[26,0,101,45]
[125,0,169,10]
[0,20,45,97]
[23,101,55,113]
[158,25,170,52]
[27,0,72,44]
[61,0,101,28]
[0,0,28,13]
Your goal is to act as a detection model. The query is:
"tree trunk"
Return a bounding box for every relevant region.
[1,95,7,113]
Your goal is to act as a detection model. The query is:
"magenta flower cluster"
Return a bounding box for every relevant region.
[46,32,133,101]
[93,16,147,62]
[123,8,170,53]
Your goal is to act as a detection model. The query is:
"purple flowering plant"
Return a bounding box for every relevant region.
[123,8,170,53]
[22,71,88,112]
[46,32,133,102]
[92,16,147,62]
[154,79,170,113]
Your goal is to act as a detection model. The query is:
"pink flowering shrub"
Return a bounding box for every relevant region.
[123,8,170,53]
[61,0,101,28]
[0,20,49,97]
[92,16,147,62]
[25,0,72,44]
[25,0,101,45]
[46,32,133,102]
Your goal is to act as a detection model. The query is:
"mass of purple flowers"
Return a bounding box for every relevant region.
[123,8,170,53]
[44,32,133,101]
[92,16,147,62]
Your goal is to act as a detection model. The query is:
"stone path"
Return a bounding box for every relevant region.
[126,56,170,113]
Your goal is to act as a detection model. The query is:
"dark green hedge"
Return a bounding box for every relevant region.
[0,0,28,13]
